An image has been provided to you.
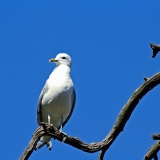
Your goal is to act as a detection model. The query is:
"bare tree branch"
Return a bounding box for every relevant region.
[98,149,106,160]
[98,72,160,159]
[144,134,160,160]
[150,43,160,58]
[144,141,160,160]
[20,72,160,160]
[153,134,160,140]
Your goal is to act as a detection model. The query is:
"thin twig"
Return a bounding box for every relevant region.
[153,134,160,140]
[150,43,160,58]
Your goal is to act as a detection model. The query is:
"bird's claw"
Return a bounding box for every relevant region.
[40,122,53,126]
[60,131,67,136]
[62,136,67,143]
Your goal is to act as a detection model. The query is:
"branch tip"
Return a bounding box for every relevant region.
[150,43,160,58]
[144,77,149,81]
[152,134,160,140]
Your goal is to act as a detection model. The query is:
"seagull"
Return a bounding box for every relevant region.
[36,53,76,150]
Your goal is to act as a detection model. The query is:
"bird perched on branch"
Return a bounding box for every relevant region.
[36,53,76,150]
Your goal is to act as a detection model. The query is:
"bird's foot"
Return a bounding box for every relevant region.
[40,122,53,126]
[60,131,67,136]
[40,122,48,129]
[40,122,53,130]
[59,125,66,135]
[58,125,67,142]
[62,136,67,143]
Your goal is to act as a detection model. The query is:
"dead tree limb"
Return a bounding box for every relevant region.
[144,134,160,160]
[144,141,160,160]
[150,43,160,58]
[153,134,160,140]
[98,72,160,159]
[20,72,160,160]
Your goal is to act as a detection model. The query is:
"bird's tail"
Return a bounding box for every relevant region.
[35,136,52,150]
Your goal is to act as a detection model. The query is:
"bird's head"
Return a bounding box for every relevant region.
[49,53,72,67]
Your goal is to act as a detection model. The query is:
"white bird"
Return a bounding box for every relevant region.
[36,53,76,150]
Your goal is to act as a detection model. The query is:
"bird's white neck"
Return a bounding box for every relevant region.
[49,64,71,79]
[48,64,72,87]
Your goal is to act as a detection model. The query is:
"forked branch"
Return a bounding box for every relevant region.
[144,134,160,160]
[20,72,160,160]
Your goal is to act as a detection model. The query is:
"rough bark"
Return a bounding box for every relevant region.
[144,134,160,160]
[19,72,160,160]
[144,141,160,160]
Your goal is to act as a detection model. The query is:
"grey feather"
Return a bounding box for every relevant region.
[37,83,49,125]
[62,89,76,128]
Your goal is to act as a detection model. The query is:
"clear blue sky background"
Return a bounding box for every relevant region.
[0,1,160,160]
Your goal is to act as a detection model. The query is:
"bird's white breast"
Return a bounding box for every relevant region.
[41,65,74,128]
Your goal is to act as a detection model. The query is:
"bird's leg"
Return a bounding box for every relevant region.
[48,115,51,124]
[59,117,67,143]
[59,116,63,132]
[59,124,63,132]
[48,115,51,125]
[43,115,53,150]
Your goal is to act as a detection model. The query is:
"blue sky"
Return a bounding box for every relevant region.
[0,1,160,160]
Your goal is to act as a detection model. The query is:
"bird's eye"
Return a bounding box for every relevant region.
[62,57,66,59]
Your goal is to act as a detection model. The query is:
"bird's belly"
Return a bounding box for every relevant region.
[41,90,72,128]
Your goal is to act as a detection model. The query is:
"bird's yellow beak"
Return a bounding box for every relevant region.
[49,58,58,63]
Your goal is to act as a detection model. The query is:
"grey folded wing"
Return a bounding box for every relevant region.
[37,84,76,128]
[62,89,76,128]
[37,83,49,125]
